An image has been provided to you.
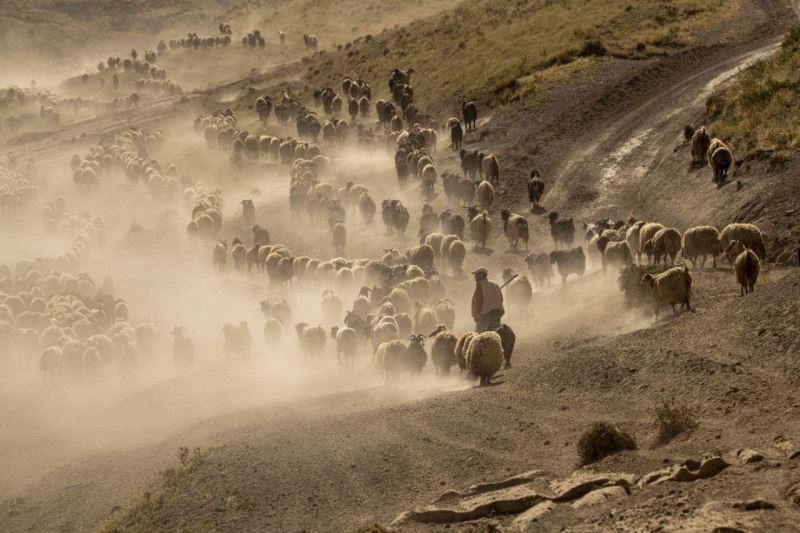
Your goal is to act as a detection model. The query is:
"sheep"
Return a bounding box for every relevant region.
[424,232,445,257]
[734,245,760,296]
[493,324,516,369]
[376,339,406,378]
[402,334,427,375]
[481,154,500,184]
[447,239,466,276]
[547,212,575,249]
[414,302,437,336]
[260,299,292,324]
[651,228,682,265]
[321,289,343,325]
[638,222,665,264]
[475,180,495,210]
[550,247,586,286]
[232,242,247,272]
[469,209,493,249]
[524,252,553,289]
[331,326,359,368]
[640,265,693,321]
[465,331,503,385]
[171,327,194,368]
[500,209,529,250]
[448,118,463,150]
[455,332,475,371]
[253,225,270,246]
[719,223,766,263]
[263,318,282,346]
[625,221,646,264]
[597,237,632,274]
[405,244,435,273]
[39,345,63,384]
[388,287,412,314]
[434,299,455,330]
[462,101,478,131]
[295,323,326,358]
[707,138,732,185]
[358,192,376,223]
[428,325,458,375]
[724,239,745,266]
[332,223,346,255]
[682,226,721,268]
[502,269,532,311]
[690,127,711,164]
[527,170,545,209]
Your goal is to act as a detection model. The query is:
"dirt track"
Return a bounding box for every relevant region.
[3,1,800,531]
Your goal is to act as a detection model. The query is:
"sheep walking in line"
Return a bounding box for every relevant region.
[640,265,693,321]
[527,170,545,210]
[547,212,575,250]
[500,209,529,250]
[428,324,458,376]
[690,126,711,165]
[462,100,478,131]
[707,138,732,185]
[332,222,346,255]
[331,326,359,368]
[682,226,721,269]
[719,223,766,264]
[465,331,503,386]
[213,240,227,272]
[733,243,760,296]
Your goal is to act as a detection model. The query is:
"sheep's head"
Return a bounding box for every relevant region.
[502,268,515,282]
[725,240,745,261]
[547,211,559,224]
[294,323,308,335]
[429,324,447,337]
[640,274,656,291]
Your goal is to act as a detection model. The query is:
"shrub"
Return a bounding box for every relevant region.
[654,402,698,445]
[781,24,800,52]
[617,264,670,307]
[577,422,636,465]
[579,39,607,58]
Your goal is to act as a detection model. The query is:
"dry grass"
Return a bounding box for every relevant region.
[653,401,698,446]
[303,0,740,113]
[577,422,637,465]
[705,24,800,155]
[98,446,208,533]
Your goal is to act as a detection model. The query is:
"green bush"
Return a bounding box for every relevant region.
[617,264,671,307]
[654,402,698,445]
[782,24,800,52]
[577,422,637,465]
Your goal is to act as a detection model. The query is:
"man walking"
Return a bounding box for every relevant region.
[471,267,504,332]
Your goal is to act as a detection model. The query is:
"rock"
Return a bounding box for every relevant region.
[510,501,555,531]
[550,472,634,503]
[785,482,800,509]
[733,499,775,511]
[637,456,729,486]
[394,485,549,524]
[735,448,765,464]
[571,485,628,509]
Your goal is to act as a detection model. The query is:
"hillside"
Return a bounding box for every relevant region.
[300,0,743,113]
[705,24,800,155]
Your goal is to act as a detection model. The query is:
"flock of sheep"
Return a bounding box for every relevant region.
[0,19,773,393]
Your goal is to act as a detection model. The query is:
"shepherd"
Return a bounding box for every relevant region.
[471,267,505,332]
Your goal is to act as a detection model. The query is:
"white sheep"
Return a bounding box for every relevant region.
[295,323,326,358]
[331,326,359,368]
[469,210,493,249]
[719,223,766,263]
[651,227,682,265]
[428,324,458,375]
[465,331,504,386]
[475,180,495,210]
[682,226,721,268]
[638,222,665,264]
[332,222,346,255]
[500,209,529,250]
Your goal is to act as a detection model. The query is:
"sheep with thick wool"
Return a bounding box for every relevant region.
[638,222,665,264]
[294,323,326,358]
[429,324,458,375]
[331,326,359,367]
[682,226,721,268]
[640,265,693,321]
[734,244,760,296]
[475,180,495,210]
[469,210,492,249]
[651,227,682,265]
[465,331,504,385]
[376,339,406,378]
[719,223,766,263]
